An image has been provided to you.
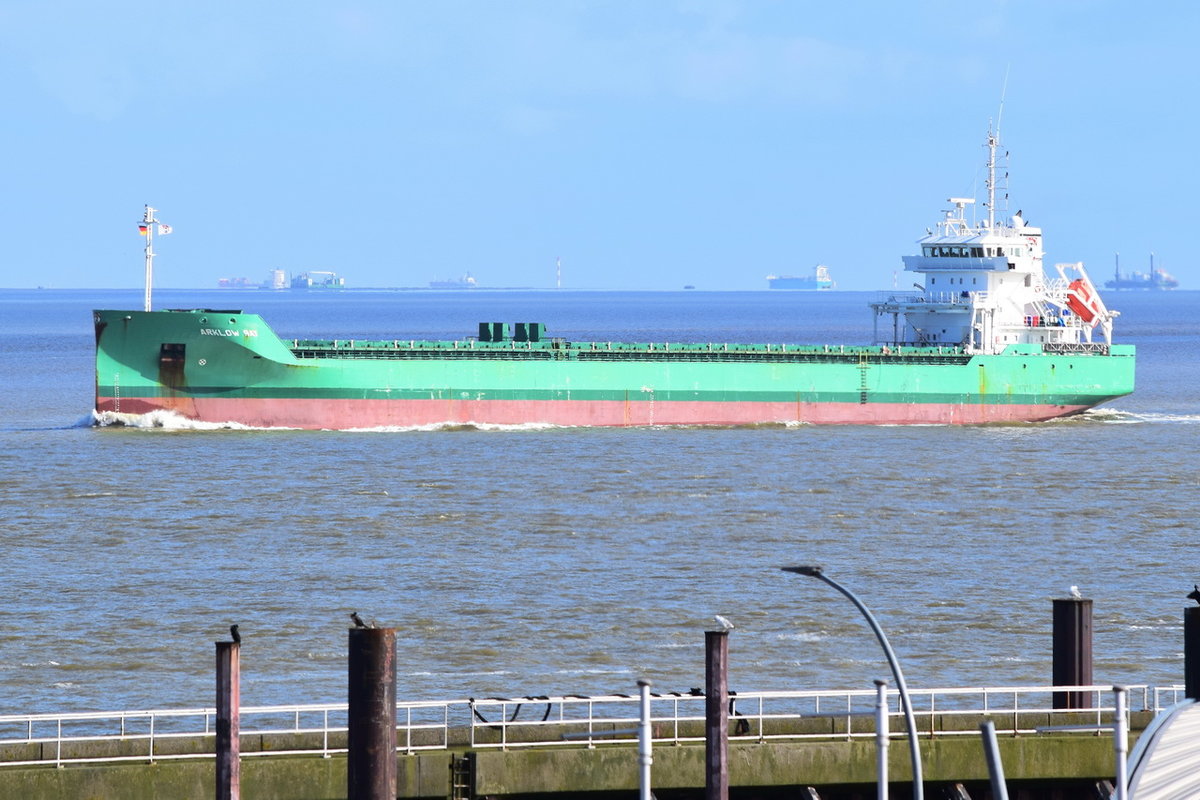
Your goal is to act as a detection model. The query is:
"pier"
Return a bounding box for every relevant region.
[0,683,1173,799]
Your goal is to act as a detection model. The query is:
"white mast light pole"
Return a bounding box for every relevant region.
[140,205,172,312]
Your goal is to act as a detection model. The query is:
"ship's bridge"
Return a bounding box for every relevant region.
[902,254,1014,272]
[907,226,1043,274]
[904,197,1043,275]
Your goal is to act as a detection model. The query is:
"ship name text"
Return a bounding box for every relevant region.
[200,328,258,338]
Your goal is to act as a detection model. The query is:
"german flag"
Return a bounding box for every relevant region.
[138,225,149,235]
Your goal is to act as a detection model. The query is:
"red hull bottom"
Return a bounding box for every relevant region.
[96,396,1094,429]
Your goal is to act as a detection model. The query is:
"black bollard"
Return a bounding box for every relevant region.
[215,641,240,800]
[348,627,397,800]
[705,630,729,800]
[1185,607,1200,700]
[1052,597,1093,709]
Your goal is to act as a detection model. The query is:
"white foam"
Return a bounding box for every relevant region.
[1075,407,1138,423]
[1064,408,1200,425]
[90,409,291,431]
[1123,411,1200,424]
[89,409,568,432]
[1044,407,1144,425]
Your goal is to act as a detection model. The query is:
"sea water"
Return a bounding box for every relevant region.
[0,288,1197,714]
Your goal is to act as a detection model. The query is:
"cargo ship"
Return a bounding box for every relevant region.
[766,265,833,290]
[429,273,478,290]
[94,130,1134,428]
[1104,254,1179,290]
[291,270,345,289]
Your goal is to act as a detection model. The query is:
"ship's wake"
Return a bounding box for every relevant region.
[1113,411,1200,424]
[1061,408,1200,425]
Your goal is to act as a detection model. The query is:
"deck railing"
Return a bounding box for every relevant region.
[0,684,1176,768]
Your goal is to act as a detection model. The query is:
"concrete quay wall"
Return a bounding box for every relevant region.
[0,710,1151,799]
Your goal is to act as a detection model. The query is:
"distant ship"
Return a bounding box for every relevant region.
[1104,254,1178,290]
[219,271,288,290]
[429,273,478,290]
[291,271,345,289]
[766,265,833,290]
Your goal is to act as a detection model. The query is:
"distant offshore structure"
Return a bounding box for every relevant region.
[766,265,834,290]
[1105,253,1179,290]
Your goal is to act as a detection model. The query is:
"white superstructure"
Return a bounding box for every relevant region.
[871,127,1118,355]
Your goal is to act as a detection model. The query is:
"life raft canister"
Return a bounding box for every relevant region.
[1065,279,1100,324]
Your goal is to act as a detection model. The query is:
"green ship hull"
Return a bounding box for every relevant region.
[93,309,1135,429]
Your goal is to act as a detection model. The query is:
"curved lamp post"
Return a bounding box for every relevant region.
[781,565,924,800]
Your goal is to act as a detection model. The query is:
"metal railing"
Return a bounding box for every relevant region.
[0,684,1178,768]
[871,291,979,306]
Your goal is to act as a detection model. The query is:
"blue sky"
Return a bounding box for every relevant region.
[1,1,1195,290]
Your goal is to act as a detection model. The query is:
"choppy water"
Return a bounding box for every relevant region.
[1,288,1198,714]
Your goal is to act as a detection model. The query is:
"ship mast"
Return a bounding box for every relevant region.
[985,127,998,229]
[141,205,158,312]
[140,206,171,311]
[986,71,1008,230]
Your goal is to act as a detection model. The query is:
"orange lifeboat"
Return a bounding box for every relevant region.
[1066,279,1101,323]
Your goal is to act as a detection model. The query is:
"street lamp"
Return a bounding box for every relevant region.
[781,565,924,800]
